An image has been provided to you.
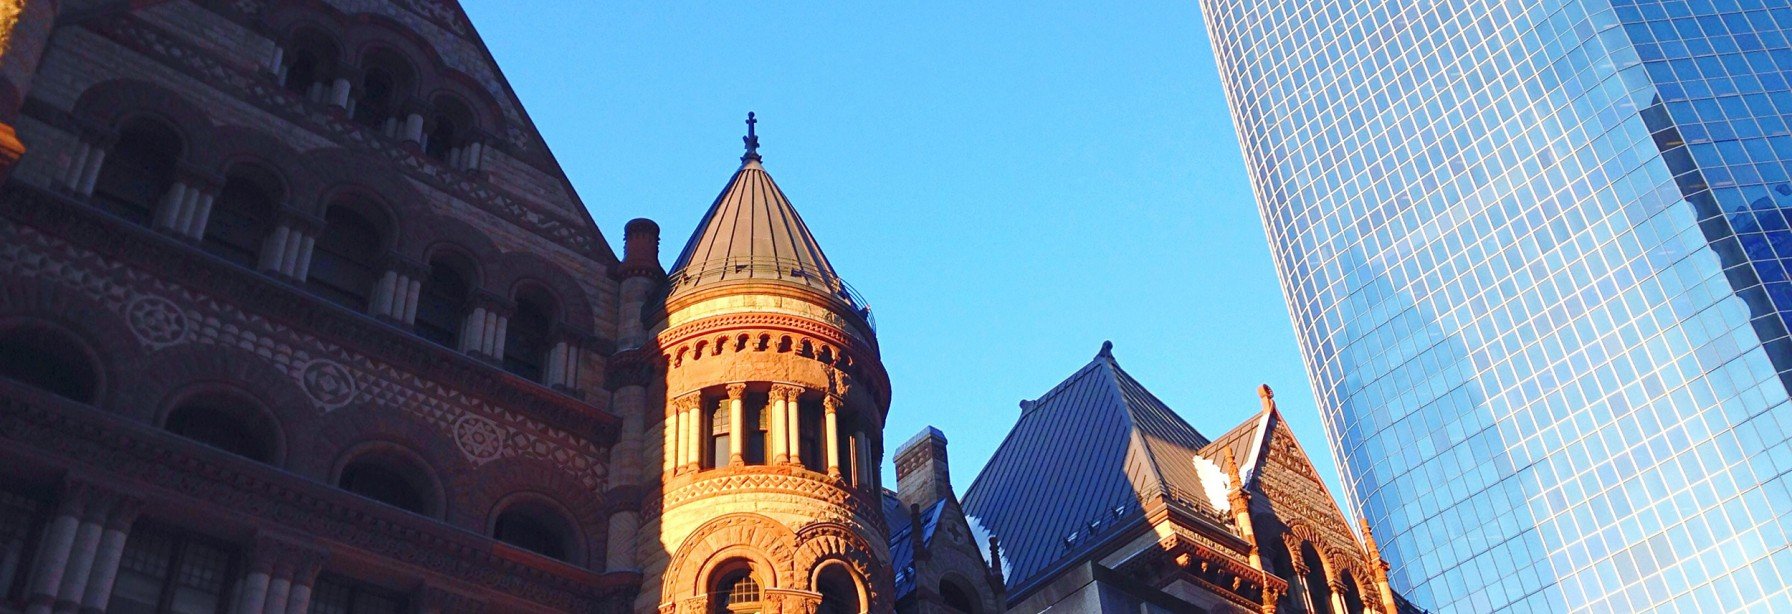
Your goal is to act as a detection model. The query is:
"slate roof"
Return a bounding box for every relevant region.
[959,342,1225,599]
[883,490,947,602]
[665,156,846,304]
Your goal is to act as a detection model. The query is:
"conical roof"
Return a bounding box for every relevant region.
[664,122,867,321]
[960,342,1225,598]
[668,157,840,280]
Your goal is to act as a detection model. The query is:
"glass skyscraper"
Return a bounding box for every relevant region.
[1201,1,1792,611]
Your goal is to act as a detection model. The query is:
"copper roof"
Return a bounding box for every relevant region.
[663,153,864,308]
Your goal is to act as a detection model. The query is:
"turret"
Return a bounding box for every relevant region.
[639,114,892,614]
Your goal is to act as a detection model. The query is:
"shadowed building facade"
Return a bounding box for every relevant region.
[1202,0,1792,611]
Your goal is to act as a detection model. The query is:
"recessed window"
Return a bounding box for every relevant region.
[414,256,472,348]
[941,579,979,614]
[202,168,280,268]
[307,204,385,310]
[164,395,276,464]
[503,288,555,381]
[338,452,433,516]
[815,566,861,614]
[711,565,760,614]
[0,325,98,404]
[492,499,573,561]
[93,119,181,225]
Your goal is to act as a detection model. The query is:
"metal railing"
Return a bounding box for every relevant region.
[667,257,876,330]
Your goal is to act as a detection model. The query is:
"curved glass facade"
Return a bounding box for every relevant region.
[1201,0,1792,611]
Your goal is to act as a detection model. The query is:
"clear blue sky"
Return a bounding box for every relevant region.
[459,1,1350,507]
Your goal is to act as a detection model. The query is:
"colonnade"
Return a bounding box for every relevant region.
[665,384,873,486]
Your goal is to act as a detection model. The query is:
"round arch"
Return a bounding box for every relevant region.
[329,439,446,518]
[666,513,796,603]
[155,381,286,465]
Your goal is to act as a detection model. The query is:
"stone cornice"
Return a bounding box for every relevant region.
[0,381,637,610]
[0,183,619,445]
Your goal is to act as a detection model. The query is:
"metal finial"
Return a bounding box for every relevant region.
[742,112,761,163]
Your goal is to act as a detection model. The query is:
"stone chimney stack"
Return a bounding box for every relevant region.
[619,218,662,278]
[896,426,952,511]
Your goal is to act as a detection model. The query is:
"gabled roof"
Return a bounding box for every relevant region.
[884,491,948,602]
[1200,405,1276,485]
[960,342,1220,599]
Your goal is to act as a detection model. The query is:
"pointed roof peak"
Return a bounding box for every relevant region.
[741,111,763,165]
[662,120,873,330]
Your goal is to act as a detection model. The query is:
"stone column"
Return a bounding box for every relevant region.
[823,396,842,478]
[605,511,639,571]
[459,292,509,360]
[327,68,356,112]
[24,481,93,614]
[685,395,705,472]
[57,128,112,197]
[661,397,678,476]
[258,212,320,280]
[76,494,142,614]
[544,337,581,389]
[769,386,790,464]
[370,257,426,324]
[283,554,324,614]
[781,386,803,467]
[726,384,746,465]
[154,167,221,240]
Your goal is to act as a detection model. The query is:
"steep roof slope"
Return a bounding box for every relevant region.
[960,342,1221,598]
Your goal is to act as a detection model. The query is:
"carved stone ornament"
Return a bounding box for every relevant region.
[126,294,189,348]
[453,413,506,464]
[299,358,358,409]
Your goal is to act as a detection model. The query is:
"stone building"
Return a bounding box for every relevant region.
[961,343,1417,614]
[0,0,919,612]
[0,2,1405,613]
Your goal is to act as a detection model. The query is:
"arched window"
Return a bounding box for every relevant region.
[503,287,555,381]
[1300,542,1330,614]
[492,499,574,561]
[308,203,385,310]
[164,393,276,463]
[1339,570,1366,613]
[414,255,472,348]
[353,49,414,134]
[710,564,760,614]
[940,578,979,614]
[425,95,474,162]
[815,565,861,614]
[337,449,434,516]
[92,119,181,225]
[0,325,98,404]
[707,395,729,469]
[202,167,280,268]
[282,28,338,102]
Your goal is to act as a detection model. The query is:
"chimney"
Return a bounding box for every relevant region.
[895,427,952,511]
[619,218,662,278]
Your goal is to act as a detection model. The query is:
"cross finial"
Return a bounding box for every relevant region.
[742,112,761,163]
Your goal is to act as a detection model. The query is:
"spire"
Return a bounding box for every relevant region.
[741,111,762,164]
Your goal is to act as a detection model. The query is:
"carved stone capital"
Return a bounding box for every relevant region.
[769,383,804,402]
[725,383,747,400]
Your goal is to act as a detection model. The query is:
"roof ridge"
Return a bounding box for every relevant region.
[1101,353,1173,500]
